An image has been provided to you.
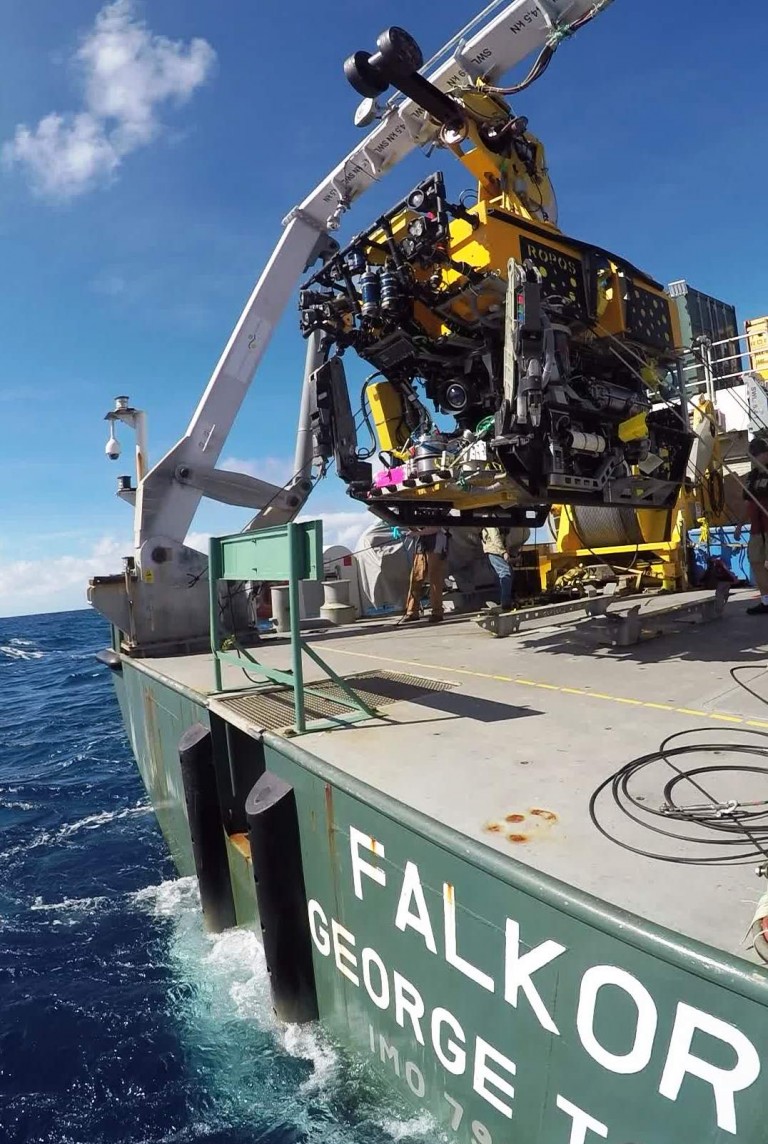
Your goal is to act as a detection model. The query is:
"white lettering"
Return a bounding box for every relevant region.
[308,900,330,956]
[379,1034,400,1075]
[349,826,386,900]
[556,1095,608,1144]
[331,919,359,986]
[444,1092,464,1130]
[431,1006,467,1075]
[405,1061,426,1098]
[362,946,390,1010]
[659,1003,761,1135]
[472,1037,516,1119]
[504,919,565,1034]
[369,1023,375,1053]
[577,966,657,1074]
[393,970,426,1045]
[395,861,437,954]
[471,1121,492,1144]
[444,884,494,992]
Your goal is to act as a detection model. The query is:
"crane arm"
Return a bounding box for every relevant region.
[135,0,612,553]
[293,0,604,231]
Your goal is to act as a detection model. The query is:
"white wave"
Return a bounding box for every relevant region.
[133,877,343,1101]
[282,1021,340,1095]
[131,876,434,1142]
[0,802,152,861]
[132,875,200,918]
[0,799,36,811]
[31,894,108,913]
[0,643,44,660]
[203,927,341,1092]
[57,803,151,839]
[203,926,280,1033]
[0,832,52,860]
[376,1111,439,1142]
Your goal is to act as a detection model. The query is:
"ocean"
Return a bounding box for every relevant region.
[0,609,432,1144]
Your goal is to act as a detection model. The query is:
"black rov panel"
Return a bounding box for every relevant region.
[519,236,588,322]
[623,280,675,352]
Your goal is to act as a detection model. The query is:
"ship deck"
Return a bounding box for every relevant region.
[135,589,768,964]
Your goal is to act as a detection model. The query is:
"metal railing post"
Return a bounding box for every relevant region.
[287,523,306,733]
[209,538,223,692]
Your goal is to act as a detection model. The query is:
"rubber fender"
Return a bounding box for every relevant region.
[246,771,319,1024]
[178,723,237,934]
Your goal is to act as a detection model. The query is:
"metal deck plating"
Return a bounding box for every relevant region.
[134,588,768,962]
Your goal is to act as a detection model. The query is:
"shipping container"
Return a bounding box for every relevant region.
[746,315,768,383]
[667,279,742,391]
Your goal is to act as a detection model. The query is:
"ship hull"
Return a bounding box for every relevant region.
[115,654,768,1144]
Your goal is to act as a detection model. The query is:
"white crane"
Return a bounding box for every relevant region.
[91,0,614,649]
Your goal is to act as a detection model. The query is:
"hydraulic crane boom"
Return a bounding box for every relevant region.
[293,0,602,231]
[132,0,612,557]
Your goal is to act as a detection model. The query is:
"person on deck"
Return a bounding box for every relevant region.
[745,436,768,616]
[403,527,449,624]
[481,527,515,611]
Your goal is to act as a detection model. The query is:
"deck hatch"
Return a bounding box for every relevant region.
[214,670,455,732]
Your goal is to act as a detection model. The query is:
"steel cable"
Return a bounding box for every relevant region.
[589,727,768,866]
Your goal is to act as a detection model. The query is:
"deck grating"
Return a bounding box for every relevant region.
[215,670,455,731]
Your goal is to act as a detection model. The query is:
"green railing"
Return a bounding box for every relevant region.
[208,521,374,733]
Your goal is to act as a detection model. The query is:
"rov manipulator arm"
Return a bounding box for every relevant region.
[132,0,612,556]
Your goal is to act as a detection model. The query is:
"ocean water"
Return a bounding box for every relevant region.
[0,609,433,1144]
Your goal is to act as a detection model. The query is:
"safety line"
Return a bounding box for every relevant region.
[322,645,768,730]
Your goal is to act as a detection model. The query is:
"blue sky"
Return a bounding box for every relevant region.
[1,0,766,616]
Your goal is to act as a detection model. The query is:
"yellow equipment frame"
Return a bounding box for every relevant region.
[537,399,727,593]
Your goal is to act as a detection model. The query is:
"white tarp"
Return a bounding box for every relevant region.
[353,523,531,613]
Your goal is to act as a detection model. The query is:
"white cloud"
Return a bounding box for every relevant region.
[185,531,211,554]
[219,455,297,487]
[302,510,371,551]
[0,509,374,617]
[3,0,216,199]
[187,510,372,556]
[0,536,127,617]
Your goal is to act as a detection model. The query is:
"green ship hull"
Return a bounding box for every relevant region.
[113,651,768,1144]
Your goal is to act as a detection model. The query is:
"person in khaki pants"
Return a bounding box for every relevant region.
[745,437,768,615]
[403,527,448,624]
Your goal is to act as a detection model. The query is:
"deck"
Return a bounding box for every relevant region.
[135,589,768,964]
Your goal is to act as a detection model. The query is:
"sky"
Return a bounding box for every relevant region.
[0,0,767,617]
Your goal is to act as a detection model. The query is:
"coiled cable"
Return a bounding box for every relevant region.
[589,727,768,867]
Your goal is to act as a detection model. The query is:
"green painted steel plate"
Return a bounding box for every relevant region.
[213,521,324,582]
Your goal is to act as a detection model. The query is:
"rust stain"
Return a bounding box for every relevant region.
[324,783,342,915]
[486,809,559,844]
[530,808,558,822]
[142,688,164,793]
[444,882,455,906]
[229,832,252,861]
[324,784,337,860]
